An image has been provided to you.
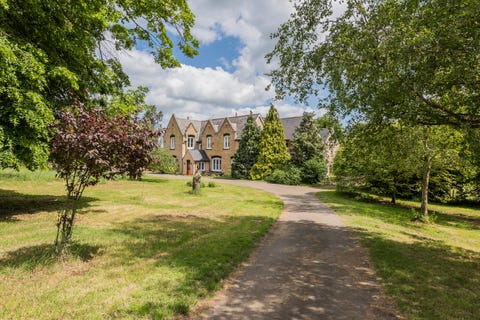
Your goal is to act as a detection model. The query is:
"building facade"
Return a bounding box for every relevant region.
[163,113,333,175]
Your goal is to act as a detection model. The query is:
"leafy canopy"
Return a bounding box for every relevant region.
[267,0,480,127]
[0,0,198,169]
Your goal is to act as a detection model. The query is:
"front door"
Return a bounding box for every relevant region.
[186,160,191,175]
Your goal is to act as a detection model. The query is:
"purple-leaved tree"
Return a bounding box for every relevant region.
[50,102,159,255]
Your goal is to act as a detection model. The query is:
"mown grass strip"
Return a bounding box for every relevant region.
[317,190,480,320]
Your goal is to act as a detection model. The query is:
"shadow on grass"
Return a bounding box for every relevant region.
[0,189,98,222]
[327,191,480,230]
[108,214,276,317]
[353,229,480,320]
[0,242,101,270]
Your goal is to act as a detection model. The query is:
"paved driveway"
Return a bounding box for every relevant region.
[158,175,400,319]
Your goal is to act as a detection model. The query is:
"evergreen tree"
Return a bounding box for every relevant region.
[290,112,325,166]
[250,105,290,180]
[231,114,262,179]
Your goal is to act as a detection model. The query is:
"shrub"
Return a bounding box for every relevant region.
[265,166,301,185]
[302,158,327,184]
[208,181,216,188]
[149,148,178,174]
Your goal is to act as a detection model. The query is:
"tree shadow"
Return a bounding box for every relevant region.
[352,229,480,319]
[0,189,98,222]
[107,214,276,317]
[324,191,480,230]
[0,242,101,270]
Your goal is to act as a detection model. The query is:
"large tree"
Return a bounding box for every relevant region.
[231,113,262,179]
[290,112,325,166]
[250,105,290,180]
[267,0,480,127]
[334,122,464,215]
[0,0,198,169]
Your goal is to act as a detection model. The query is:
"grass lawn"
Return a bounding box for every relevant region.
[317,190,480,320]
[0,170,282,319]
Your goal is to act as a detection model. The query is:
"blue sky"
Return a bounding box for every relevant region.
[118,0,333,123]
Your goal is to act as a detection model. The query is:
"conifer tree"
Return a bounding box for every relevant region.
[250,105,290,180]
[231,114,262,179]
[290,112,325,166]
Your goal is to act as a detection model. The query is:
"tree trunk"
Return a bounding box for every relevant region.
[420,156,432,217]
[192,171,201,192]
[391,192,396,204]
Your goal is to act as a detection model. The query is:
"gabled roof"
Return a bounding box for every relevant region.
[281,116,303,141]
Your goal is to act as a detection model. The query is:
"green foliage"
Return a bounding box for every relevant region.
[0,0,197,169]
[231,114,262,179]
[301,158,327,184]
[290,112,325,166]
[0,34,53,169]
[265,165,302,185]
[268,0,480,127]
[333,122,469,206]
[207,181,216,188]
[149,148,178,174]
[250,105,290,180]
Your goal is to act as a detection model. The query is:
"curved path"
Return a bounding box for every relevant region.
[160,176,400,319]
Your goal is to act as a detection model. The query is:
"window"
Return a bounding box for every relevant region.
[198,142,202,150]
[206,135,212,149]
[212,157,222,172]
[170,135,175,150]
[198,162,205,171]
[187,135,195,149]
[223,134,230,149]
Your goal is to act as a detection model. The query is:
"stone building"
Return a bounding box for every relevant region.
[163,113,333,175]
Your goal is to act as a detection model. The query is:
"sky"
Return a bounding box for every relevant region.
[117,0,322,123]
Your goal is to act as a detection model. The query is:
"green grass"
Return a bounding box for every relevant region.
[317,190,480,320]
[0,171,283,319]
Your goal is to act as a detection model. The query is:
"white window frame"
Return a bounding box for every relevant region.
[223,134,230,149]
[170,135,175,150]
[187,135,195,149]
[212,157,222,172]
[198,162,205,171]
[206,135,212,149]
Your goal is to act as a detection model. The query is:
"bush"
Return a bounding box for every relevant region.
[207,181,216,188]
[149,148,178,174]
[265,166,302,185]
[301,158,327,184]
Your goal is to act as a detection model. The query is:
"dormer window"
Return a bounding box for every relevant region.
[170,135,175,150]
[223,134,230,149]
[187,135,195,149]
[206,135,212,149]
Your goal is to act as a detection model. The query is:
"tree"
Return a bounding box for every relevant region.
[149,147,178,174]
[333,123,420,204]
[250,105,290,180]
[333,122,463,216]
[0,0,198,169]
[0,34,53,170]
[267,0,480,127]
[50,102,159,255]
[290,112,325,166]
[231,113,262,179]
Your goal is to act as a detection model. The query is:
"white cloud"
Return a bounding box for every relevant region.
[119,0,343,123]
